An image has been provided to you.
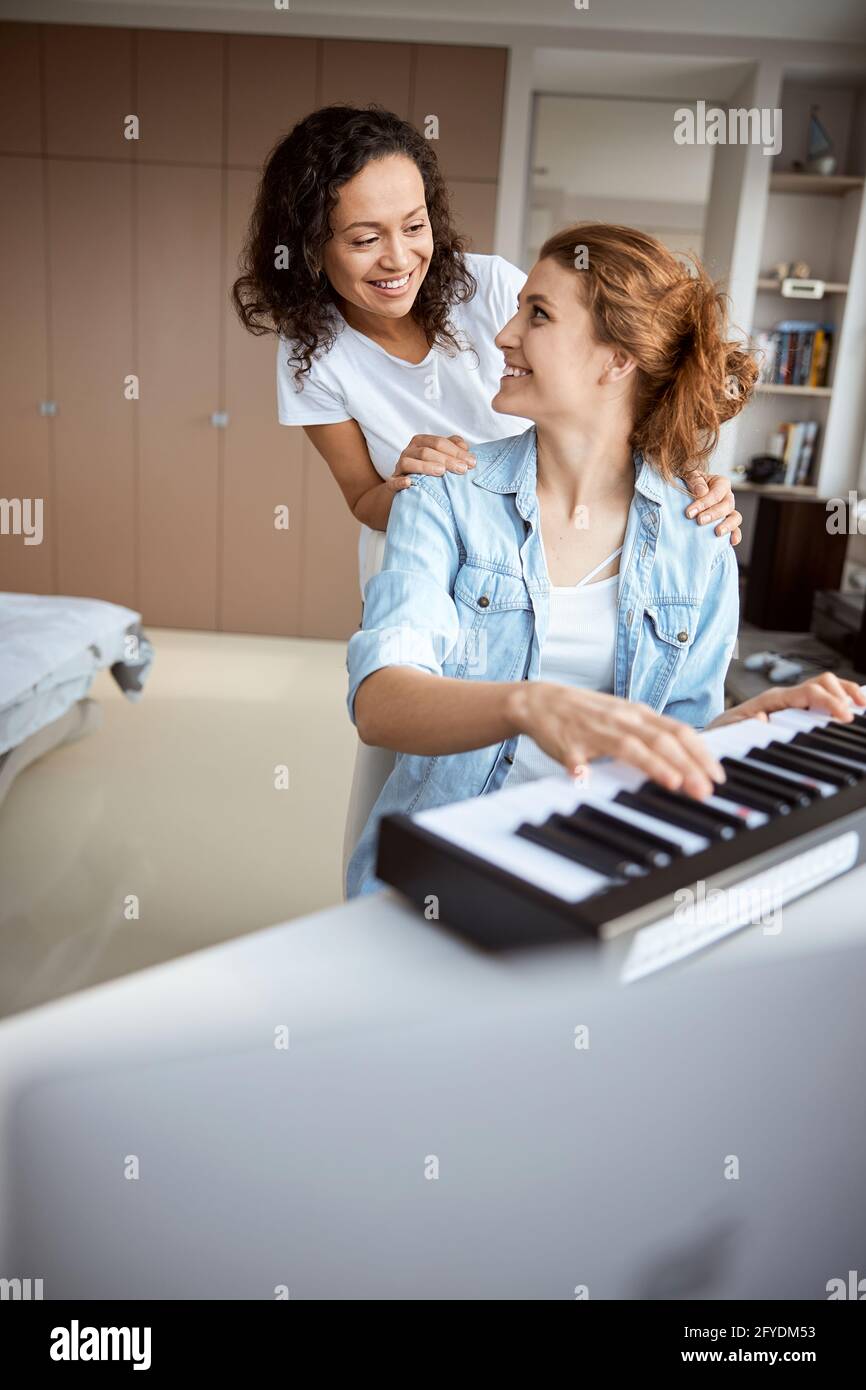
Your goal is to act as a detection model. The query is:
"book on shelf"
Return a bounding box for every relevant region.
[754,321,833,387]
[768,420,820,485]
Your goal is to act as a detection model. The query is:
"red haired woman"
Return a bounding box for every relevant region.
[344,222,863,895]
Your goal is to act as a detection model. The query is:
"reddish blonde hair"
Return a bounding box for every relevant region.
[539,222,758,481]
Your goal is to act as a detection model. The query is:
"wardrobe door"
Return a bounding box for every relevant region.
[0,156,53,593]
[0,21,42,155]
[47,160,136,606]
[43,25,134,160]
[136,164,222,629]
[448,180,498,253]
[135,28,224,166]
[320,40,412,116]
[226,35,318,171]
[221,169,305,636]
[410,45,507,181]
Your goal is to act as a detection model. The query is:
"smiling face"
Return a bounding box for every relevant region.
[493,257,636,425]
[321,154,434,322]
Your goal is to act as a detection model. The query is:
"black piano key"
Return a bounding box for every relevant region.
[743,748,825,798]
[791,732,866,772]
[757,742,857,789]
[643,784,750,833]
[713,776,790,818]
[570,803,684,860]
[816,718,866,744]
[614,788,734,842]
[792,729,866,764]
[720,757,813,807]
[805,724,866,756]
[560,807,675,869]
[516,819,645,880]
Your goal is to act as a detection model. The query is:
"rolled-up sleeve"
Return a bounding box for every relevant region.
[346,478,462,725]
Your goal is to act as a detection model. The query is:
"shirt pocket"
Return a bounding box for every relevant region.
[451,563,534,681]
[637,601,700,710]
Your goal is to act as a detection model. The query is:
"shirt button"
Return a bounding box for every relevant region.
[478,596,490,608]
[504,755,514,764]
[626,608,633,626]
[677,630,689,643]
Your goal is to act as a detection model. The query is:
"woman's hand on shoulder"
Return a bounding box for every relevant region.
[509,684,726,799]
[682,470,743,546]
[710,672,866,727]
[387,434,476,494]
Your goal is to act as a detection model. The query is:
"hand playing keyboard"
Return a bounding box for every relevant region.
[377,684,866,949]
[712,672,866,728]
[510,683,726,800]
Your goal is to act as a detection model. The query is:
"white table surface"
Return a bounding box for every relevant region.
[2,873,866,1293]
[2,867,865,1086]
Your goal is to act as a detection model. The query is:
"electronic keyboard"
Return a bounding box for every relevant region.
[376,700,866,957]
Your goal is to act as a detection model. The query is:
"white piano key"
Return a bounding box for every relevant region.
[770,707,860,734]
[768,692,866,735]
[715,718,800,752]
[414,777,612,902]
[414,764,719,900]
[705,792,767,828]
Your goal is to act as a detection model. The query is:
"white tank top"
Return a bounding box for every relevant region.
[503,544,622,789]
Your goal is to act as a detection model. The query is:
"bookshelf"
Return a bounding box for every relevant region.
[756,278,848,293]
[733,482,819,498]
[755,384,833,398]
[732,106,866,502]
[768,172,864,196]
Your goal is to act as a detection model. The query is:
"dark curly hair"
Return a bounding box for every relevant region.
[231,104,477,384]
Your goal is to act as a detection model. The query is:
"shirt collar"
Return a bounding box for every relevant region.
[472,427,665,505]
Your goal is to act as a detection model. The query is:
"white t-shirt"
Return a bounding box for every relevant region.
[276,253,531,593]
[503,548,622,788]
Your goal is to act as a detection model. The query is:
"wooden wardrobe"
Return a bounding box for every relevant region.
[0,22,508,638]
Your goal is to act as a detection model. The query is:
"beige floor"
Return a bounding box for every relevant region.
[0,629,358,1021]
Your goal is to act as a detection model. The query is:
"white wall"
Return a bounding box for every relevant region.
[701,62,783,476]
[526,95,713,263]
[532,96,713,202]
[13,0,866,46]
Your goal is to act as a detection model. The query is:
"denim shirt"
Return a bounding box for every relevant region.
[346,426,739,897]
